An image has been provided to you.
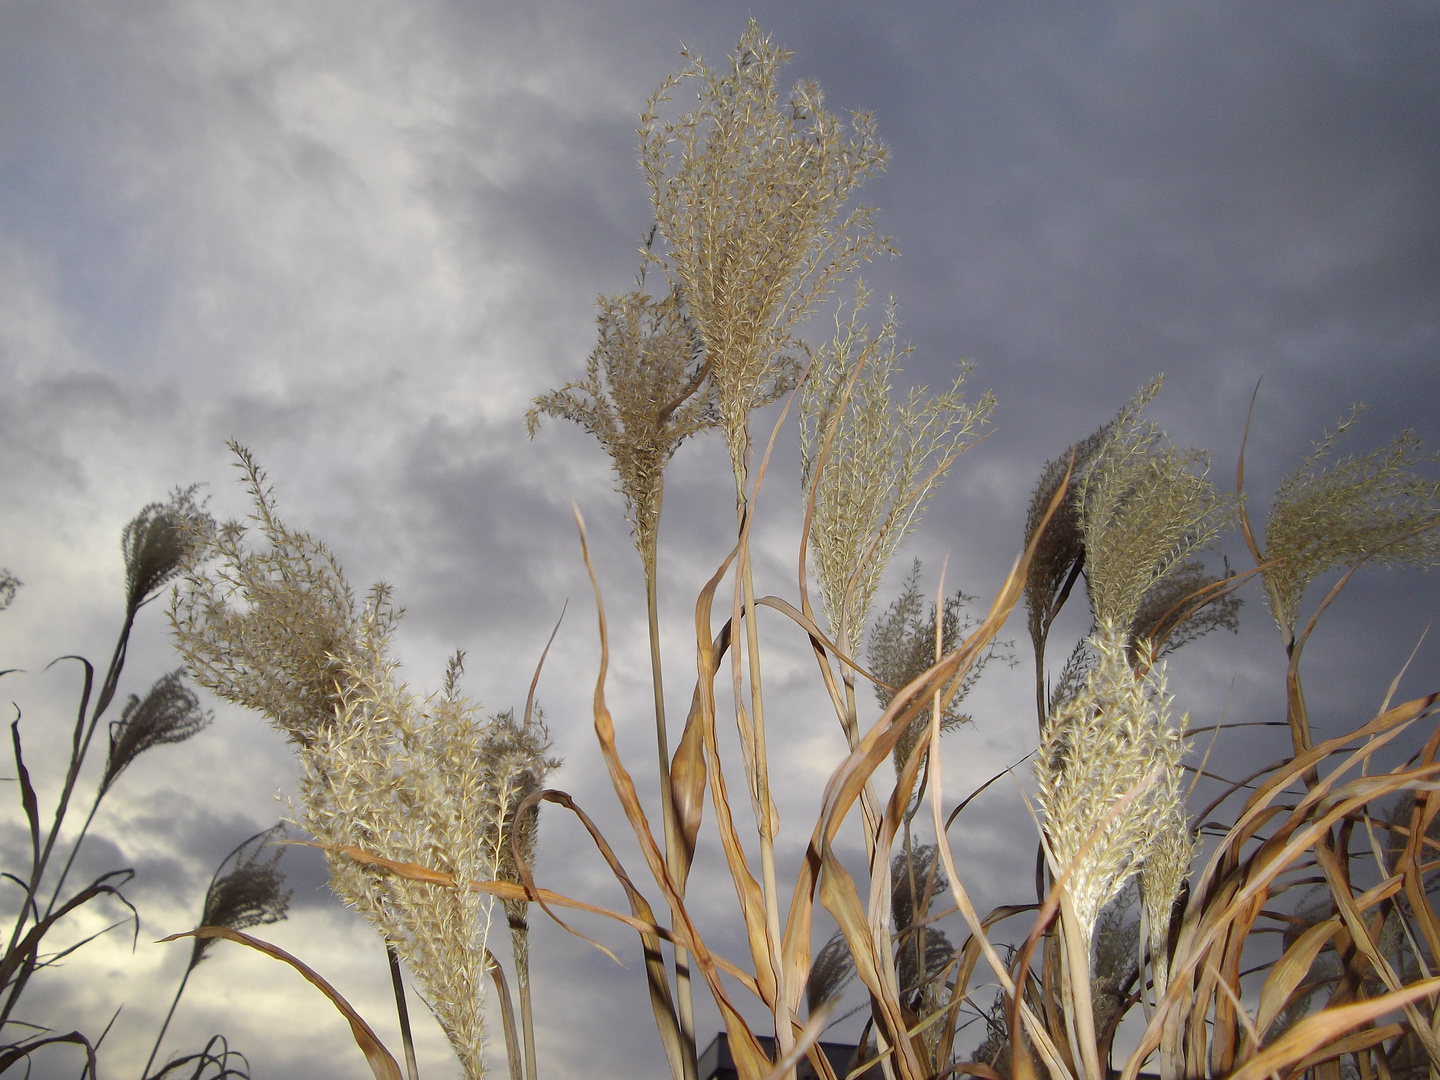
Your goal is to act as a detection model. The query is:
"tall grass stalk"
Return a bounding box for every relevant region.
[529,281,711,1080]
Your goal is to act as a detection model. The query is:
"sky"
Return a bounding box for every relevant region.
[0,3,1437,1078]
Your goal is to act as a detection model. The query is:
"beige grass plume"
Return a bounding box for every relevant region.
[867,560,1010,780]
[172,444,555,1079]
[527,285,715,575]
[1258,406,1440,646]
[640,20,892,482]
[1072,378,1231,638]
[1024,380,1237,721]
[800,286,992,660]
[1034,621,1189,957]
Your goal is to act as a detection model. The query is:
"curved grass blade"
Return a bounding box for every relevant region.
[294,838,761,992]
[575,506,773,1079]
[0,1030,98,1076]
[9,720,38,869]
[158,926,401,1080]
[1255,917,1342,1038]
[669,621,730,889]
[512,788,686,1080]
[1227,978,1440,1080]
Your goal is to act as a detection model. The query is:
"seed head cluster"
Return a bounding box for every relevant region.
[867,561,1009,781]
[190,826,291,972]
[1034,622,1190,958]
[801,287,992,659]
[171,444,556,1080]
[1261,407,1440,642]
[1071,379,1230,636]
[640,19,892,478]
[527,288,715,573]
[101,669,212,795]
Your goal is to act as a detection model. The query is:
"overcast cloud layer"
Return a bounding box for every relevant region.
[1,4,1437,1078]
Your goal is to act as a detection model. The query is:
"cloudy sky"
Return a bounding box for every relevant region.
[1,3,1437,1078]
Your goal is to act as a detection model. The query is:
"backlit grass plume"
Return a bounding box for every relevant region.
[171,443,377,749]
[1256,407,1440,645]
[1022,415,1123,722]
[527,286,715,576]
[1035,622,1188,950]
[640,19,892,479]
[171,444,553,1080]
[303,640,522,1078]
[1073,378,1230,636]
[868,560,1010,780]
[1128,558,1241,661]
[481,698,558,1080]
[1024,380,1236,724]
[1034,620,1190,1076]
[801,286,992,661]
[46,667,213,923]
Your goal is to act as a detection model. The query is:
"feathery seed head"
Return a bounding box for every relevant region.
[101,669,211,794]
[191,825,290,971]
[1035,621,1189,950]
[528,288,715,569]
[0,570,19,612]
[868,561,1011,781]
[1262,408,1440,640]
[1139,800,1193,1001]
[302,646,501,1078]
[802,287,992,657]
[478,706,559,928]
[641,20,893,476]
[1023,419,1119,667]
[124,485,213,616]
[805,929,857,1019]
[1074,380,1231,634]
[1024,380,1236,676]
[1128,558,1241,662]
[890,845,958,1063]
[172,446,536,1079]
[170,444,391,747]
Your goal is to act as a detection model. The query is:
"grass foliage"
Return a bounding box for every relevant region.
[0,490,289,1078]
[5,20,1440,1080]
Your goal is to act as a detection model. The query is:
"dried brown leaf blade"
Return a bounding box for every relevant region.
[1227,978,1440,1080]
[159,926,401,1080]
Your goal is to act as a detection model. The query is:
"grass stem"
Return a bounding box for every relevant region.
[387,944,420,1080]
